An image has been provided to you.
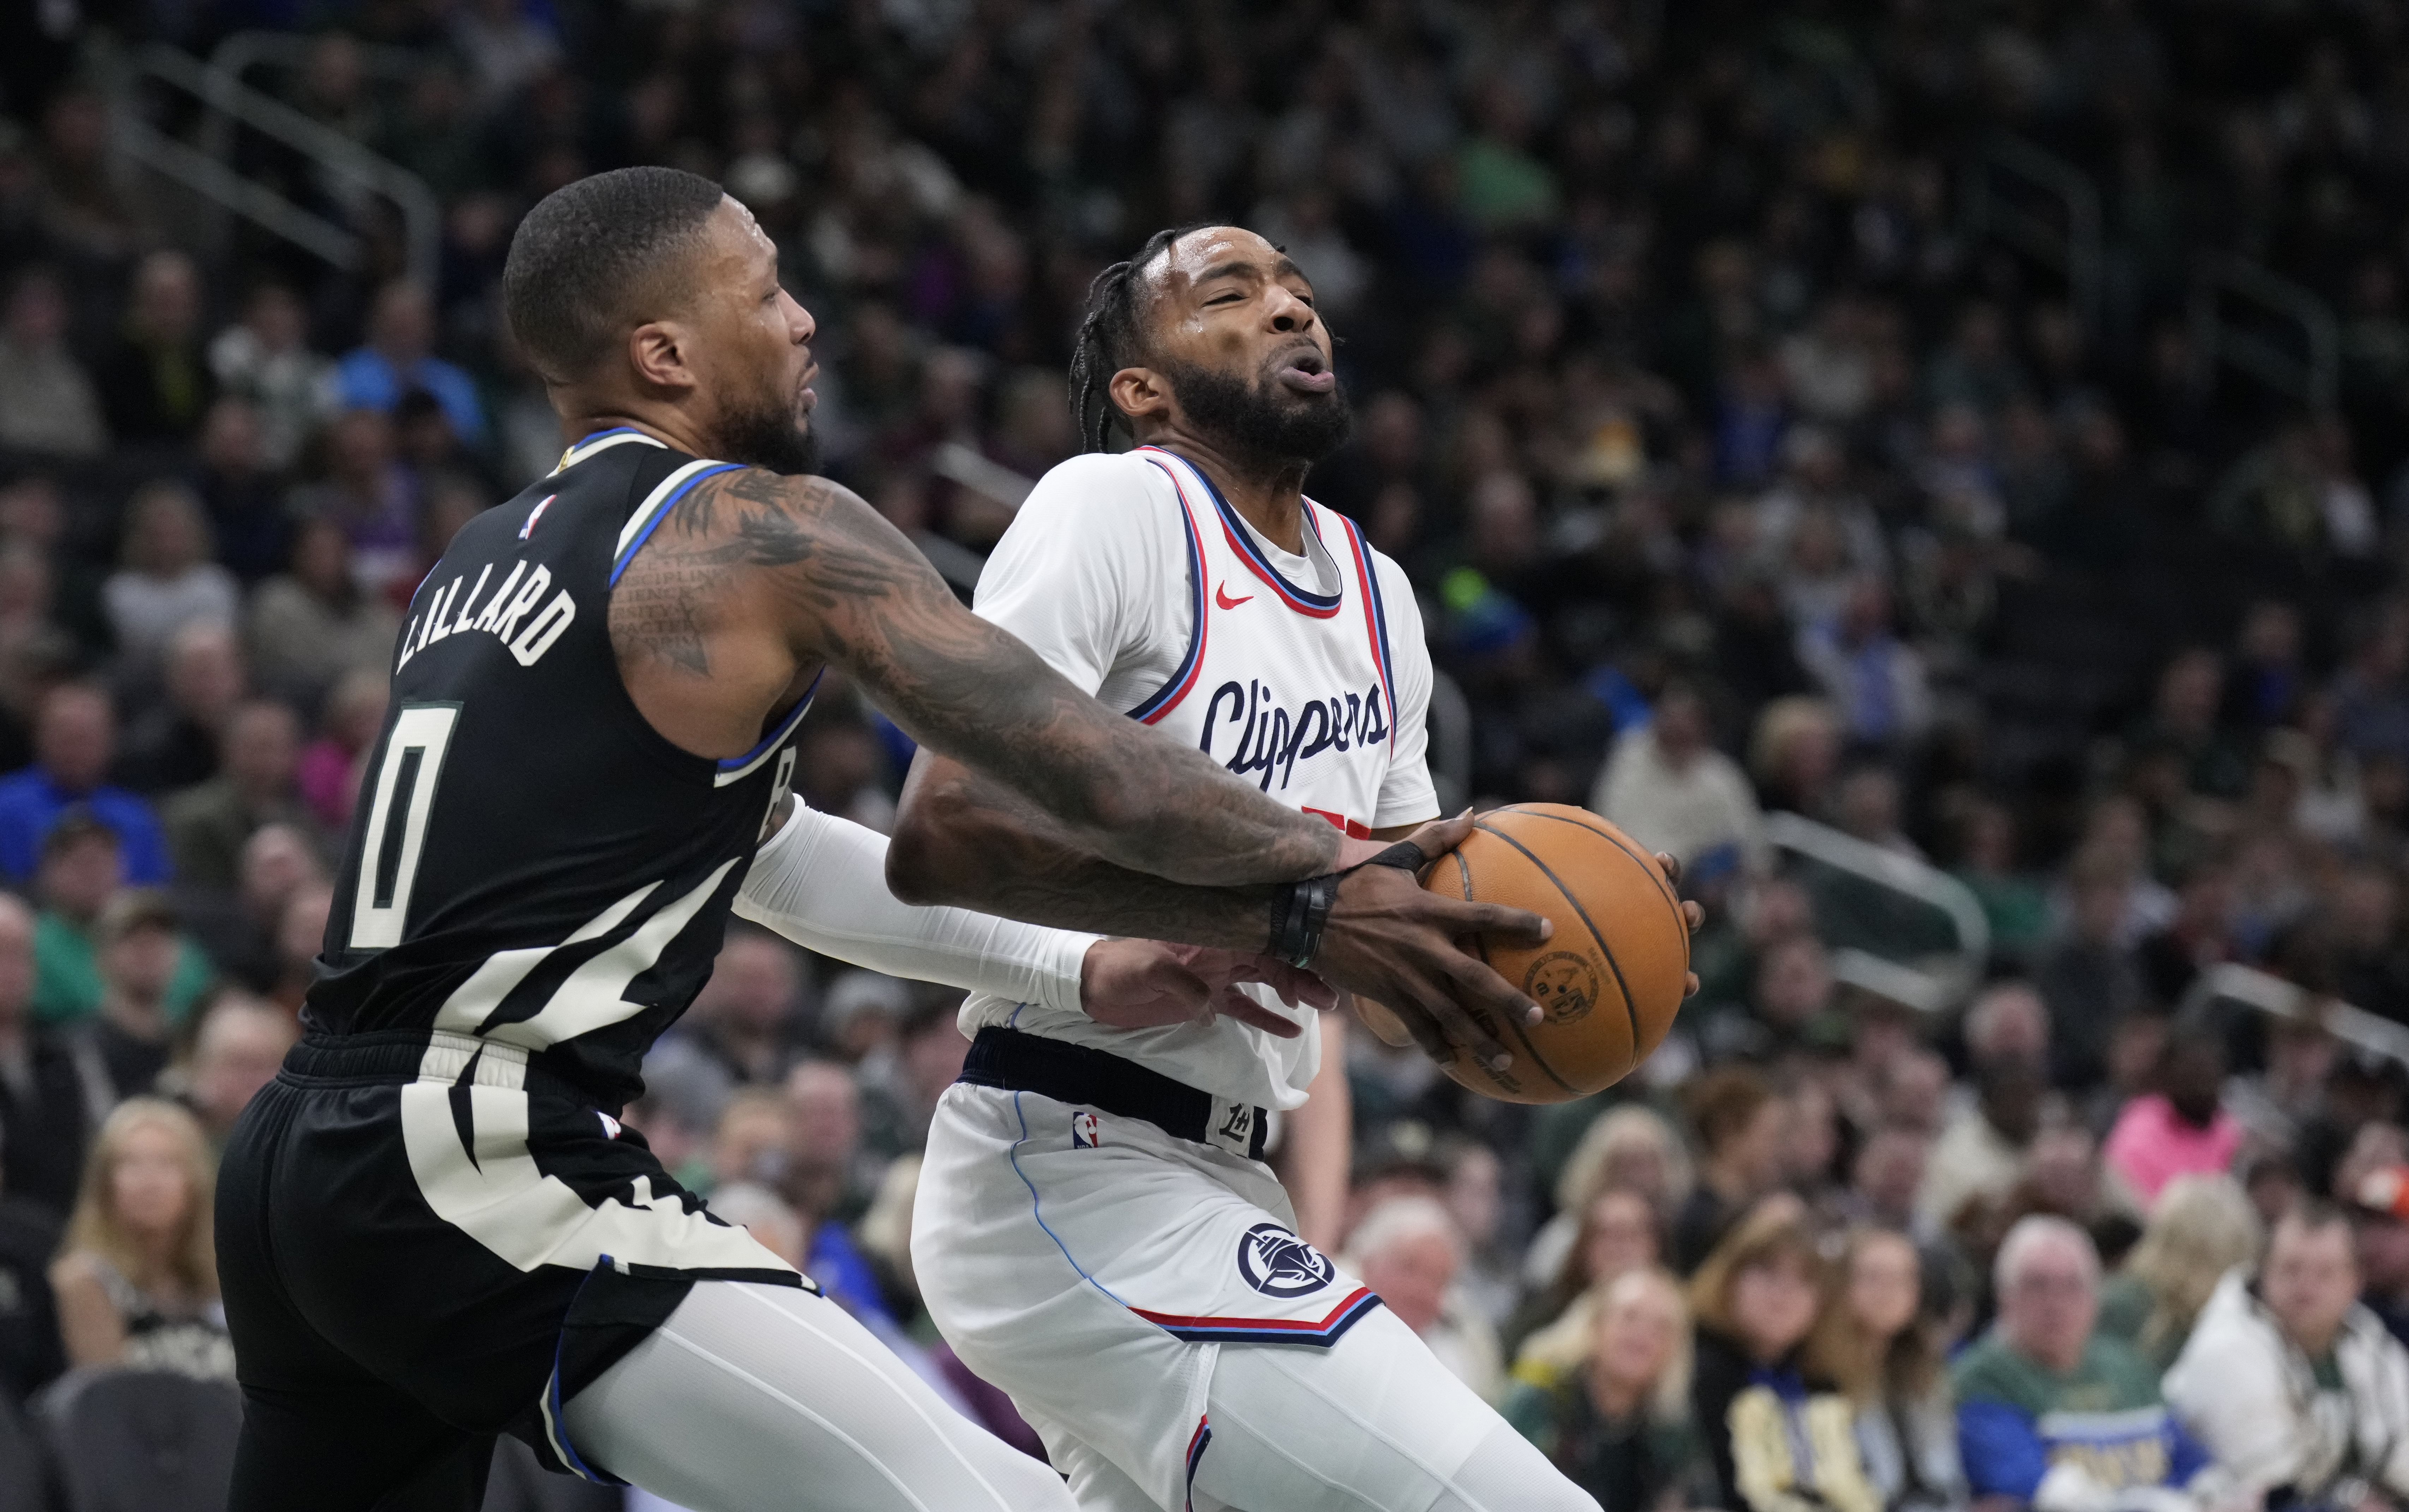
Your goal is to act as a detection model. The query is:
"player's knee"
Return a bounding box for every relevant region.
[1438,1420,1600,1512]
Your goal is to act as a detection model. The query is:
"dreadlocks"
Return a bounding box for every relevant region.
[1066,223,1213,454]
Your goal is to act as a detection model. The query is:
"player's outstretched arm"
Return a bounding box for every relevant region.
[669,466,1342,887]
[892,752,1554,1073]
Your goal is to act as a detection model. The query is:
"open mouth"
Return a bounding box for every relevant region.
[1276,346,1335,394]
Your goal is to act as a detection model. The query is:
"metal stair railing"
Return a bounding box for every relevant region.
[123,42,440,288]
[1763,811,1991,1014]
[2191,252,2340,411]
[2179,961,2409,1072]
[200,30,426,169]
[107,104,365,271]
[1964,134,2104,329]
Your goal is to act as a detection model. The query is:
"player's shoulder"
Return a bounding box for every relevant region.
[1000,450,1185,550]
[1023,450,1180,512]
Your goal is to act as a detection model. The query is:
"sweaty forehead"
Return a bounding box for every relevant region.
[1149,227,1285,291]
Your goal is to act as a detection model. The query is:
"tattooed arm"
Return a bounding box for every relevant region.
[612,463,1340,886]
[888,748,1277,944]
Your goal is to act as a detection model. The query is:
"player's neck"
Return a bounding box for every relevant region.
[562,405,718,464]
[1155,435,1310,555]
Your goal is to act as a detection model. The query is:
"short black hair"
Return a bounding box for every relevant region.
[1066,222,1214,454]
[503,166,728,385]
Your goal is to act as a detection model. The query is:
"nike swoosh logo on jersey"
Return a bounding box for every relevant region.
[1215,583,1254,610]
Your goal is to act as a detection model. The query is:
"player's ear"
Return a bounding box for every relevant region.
[627,319,699,396]
[1109,366,1171,426]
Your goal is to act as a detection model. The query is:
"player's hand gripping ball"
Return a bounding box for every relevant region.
[1356,805,1694,1104]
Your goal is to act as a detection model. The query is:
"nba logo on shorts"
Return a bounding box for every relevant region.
[1071,1111,1102,1149]
[1236,1222,1335,1297]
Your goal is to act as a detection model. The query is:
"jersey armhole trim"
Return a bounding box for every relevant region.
[1336,514,1398,751]
[713,671,823,786]
[609,460,745,586]
[1127,457,1211,725]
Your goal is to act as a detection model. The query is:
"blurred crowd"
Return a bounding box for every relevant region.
[12,0,2409,1507]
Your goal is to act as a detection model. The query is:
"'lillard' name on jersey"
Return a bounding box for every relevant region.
[308,428,813,1109]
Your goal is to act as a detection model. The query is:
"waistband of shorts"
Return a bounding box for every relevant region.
[280,1030,604,1108]
[958,1026,1269,1160]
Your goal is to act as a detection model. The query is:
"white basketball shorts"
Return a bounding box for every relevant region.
[911,1083,1515,1512]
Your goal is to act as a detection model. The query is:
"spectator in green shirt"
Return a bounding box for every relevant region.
[1504,1267,1710,1512]
[32,811,211,1028]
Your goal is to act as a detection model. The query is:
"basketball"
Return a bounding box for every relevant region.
[1360,805,1689,1105]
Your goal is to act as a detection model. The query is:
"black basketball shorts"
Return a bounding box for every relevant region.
[216,1030,805,1507]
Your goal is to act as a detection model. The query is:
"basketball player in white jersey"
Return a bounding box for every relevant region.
[867,225,1700,1512]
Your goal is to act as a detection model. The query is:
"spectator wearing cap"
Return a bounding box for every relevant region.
[0,684,169,886]
[1593,680,1766,883]
[0,892,87,1219]
[332,280,487,448]
[2164,1201,2409,1506]
[32,820,210,1028]
[2343,1162,2409,1347]
[1345,1194,1505,1401]
[1953,1216,2223,1512]
[161,698,309,895]
[61,890,212,1109]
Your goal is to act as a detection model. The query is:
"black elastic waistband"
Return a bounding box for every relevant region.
[958,1026,1269,1160]
[279,1031,605,1110]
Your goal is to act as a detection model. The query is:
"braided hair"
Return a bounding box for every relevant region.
[1066,223,1215,454]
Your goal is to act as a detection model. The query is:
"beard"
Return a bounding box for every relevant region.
[1159,356,1353,474]
[717,387,823,476]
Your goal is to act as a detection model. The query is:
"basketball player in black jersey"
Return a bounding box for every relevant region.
[215,166,1553,1511]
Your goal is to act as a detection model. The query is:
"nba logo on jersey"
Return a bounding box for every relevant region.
[1071,1110,1102,1149]
[519,494,557,540]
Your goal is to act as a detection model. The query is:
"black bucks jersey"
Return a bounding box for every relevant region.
[308,427,814,1110]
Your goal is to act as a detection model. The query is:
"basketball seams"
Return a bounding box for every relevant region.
[1471,821,1641,1086]
[1454,845,1581,1101]
[1491,806,1690,973]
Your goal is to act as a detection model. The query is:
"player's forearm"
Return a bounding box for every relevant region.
[736,800,1099,1012]
[889,754,1279,948]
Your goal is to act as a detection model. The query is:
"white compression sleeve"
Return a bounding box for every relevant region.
[733,803,1101,1016]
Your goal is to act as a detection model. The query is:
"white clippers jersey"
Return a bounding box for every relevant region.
[959,446,1439,1109]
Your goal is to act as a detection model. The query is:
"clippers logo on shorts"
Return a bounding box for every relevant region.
[1236,1223,1335,1298]
[1072,1110,1102,1149]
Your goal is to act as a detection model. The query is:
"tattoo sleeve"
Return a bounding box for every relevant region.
[683,467,1342,886]
[891,750,1277,948]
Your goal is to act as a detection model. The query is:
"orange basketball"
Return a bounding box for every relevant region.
[1361,804,1689,1104]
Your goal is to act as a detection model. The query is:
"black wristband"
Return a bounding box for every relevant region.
[1358,839,1428,873]
[1268,873,1342,968]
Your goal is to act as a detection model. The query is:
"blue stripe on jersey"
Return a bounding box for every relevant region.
[713,671,823,786]
[608,462,744,587]
[1127,456,1211,724]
